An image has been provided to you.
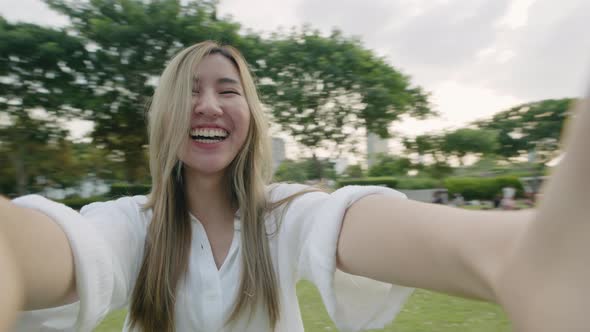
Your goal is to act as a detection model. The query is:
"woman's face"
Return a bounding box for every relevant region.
[179,53,251,177]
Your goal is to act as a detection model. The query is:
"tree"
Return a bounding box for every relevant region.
[273,159,308,183]
[44,0,247,182]
[273,158,337,182]
[342,164,364,178]
[367,154,412,177]
[475,98,573,159]
[0,17,90,194]
[258,29,433,176]
[441,128,499,165]
[403,134,447,164]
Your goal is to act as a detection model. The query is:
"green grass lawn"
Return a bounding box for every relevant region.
[95,281,511,331]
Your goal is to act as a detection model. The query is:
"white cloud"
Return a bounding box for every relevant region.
[0,0,68,26]
[496,0,537,29]
[392,80,522,136]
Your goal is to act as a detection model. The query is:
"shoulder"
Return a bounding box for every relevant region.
[266,182,328,203]
[267,182,313,199]
[81,195,148,213]
[80,195,152,226]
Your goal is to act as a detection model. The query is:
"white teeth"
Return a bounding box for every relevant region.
[194,138,221,144]
[189,128,229,138]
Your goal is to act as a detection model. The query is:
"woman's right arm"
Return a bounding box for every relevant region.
[0,196,76,329]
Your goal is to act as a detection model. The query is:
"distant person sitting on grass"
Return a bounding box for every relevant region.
[1,41,590,332]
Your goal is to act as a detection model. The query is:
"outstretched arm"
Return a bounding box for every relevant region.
[497,95,590,331]
[0,224,23,331]
[0,197,77,329]
[337,93,589,330]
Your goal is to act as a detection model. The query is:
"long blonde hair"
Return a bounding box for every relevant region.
[129,41,278,331]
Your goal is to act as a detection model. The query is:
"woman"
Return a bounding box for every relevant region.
[1,41,589,331]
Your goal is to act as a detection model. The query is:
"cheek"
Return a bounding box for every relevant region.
[230,102,251,141]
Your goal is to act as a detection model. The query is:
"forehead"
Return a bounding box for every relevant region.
[193,53,241,83]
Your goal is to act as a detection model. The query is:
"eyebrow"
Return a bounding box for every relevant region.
[192,77,240,85]
[217,77,239,85]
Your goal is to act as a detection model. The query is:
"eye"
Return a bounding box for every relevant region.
[220,90,240,95]
[191,90,199,95]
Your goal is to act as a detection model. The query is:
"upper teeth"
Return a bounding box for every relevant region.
[190,128,229,138]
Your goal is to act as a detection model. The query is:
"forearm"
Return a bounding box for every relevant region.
[0,197,76,311]
[338,195,532,303]
[534,96,589,232]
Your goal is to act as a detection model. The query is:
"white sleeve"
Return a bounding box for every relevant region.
[10,195,149,332]
[283,185,414,332]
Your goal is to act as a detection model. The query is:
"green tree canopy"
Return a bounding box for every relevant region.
[475,98,573,159]
[45,0,247,182]
[0,17,90,194]
[367,154,413,177]
[259,28,433,157]
[441,128,499,165]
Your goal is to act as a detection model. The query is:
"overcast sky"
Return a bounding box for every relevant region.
[1,0,589,158]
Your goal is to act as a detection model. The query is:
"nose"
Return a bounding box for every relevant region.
[193,91,223,117]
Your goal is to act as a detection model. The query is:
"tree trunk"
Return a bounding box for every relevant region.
[9,147,28,196]
[312,153,323,180]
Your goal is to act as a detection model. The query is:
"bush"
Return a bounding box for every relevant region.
[396,177,441,190]
[59,196,107,210]
[444,176,524,200]
[109,183,151,197]
[336,177,398,189]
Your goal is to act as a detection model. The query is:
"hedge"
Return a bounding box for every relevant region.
[444,176,524,200]
[396,177,441,190]
[109,183,151,197]
[58,196,107,210]
[336,177,398,189]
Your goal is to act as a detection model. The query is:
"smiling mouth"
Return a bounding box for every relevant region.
[189,128,229,143]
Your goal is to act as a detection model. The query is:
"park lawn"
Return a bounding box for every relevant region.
[95,281,511,332]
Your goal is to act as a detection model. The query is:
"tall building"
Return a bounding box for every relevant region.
[272,137,286,172]
[366,132,389,168]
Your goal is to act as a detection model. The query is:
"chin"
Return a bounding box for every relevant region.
[183,158,233,176]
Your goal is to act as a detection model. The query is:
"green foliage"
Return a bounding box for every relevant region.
[44,0,246,183]
[0,16,91,116]
[396,177,441,190]
[441,128,499,164]
[273,158,337,182]
[341,164,364,178]
[259,28,433,155]
[273,159,308,183]
[0,17,91,194]
[336,177,398,189]
[403,134,447,163]
[444,176,524,200]
[475,98,573,159]
[109,182,151,197]
[421,161,454,179]
[368,154,412,177]
[58,195,107,210]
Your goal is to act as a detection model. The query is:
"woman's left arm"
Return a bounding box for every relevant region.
[337,96,589,331]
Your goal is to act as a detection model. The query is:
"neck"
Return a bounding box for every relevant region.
[183,168,235,226]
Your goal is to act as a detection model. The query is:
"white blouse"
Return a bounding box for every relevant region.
[11,184,414,332]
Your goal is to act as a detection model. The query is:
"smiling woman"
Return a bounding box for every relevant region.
[1,40,590,332]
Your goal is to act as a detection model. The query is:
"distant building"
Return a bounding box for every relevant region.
[272,137,286,172]
[367,132,389,168]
